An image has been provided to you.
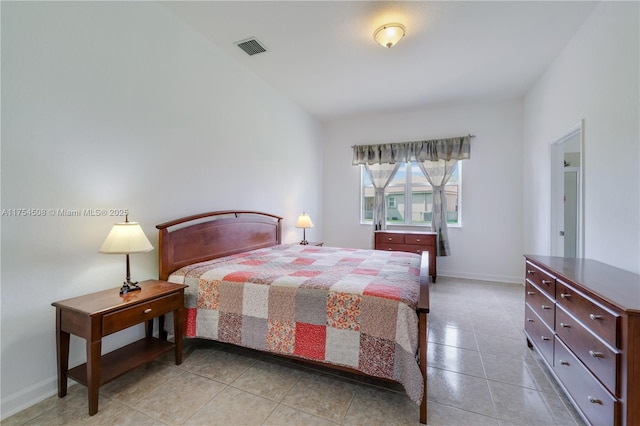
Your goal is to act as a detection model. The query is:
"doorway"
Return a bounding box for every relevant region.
[550,121,584,258]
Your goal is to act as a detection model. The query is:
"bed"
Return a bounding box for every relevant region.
[156,210,430,424]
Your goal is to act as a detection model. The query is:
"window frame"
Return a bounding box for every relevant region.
[360,162,462,228]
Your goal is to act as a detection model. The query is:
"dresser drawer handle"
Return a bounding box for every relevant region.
[143,308,152,314]
[588,396,602,405]
[541,305,551,310]
[526,318,534,323]
[527,269,535,275]
[560,322,570,328]
[527,291,535,296]
[589,350,604,358]
[387,248,392,251]
[559,360,570,366]
[560,293,571,299]
[589,314,603,321]
[415,239,421,242]
[387,237,393,241]
[541,279,551,285]
[541,336,550,341]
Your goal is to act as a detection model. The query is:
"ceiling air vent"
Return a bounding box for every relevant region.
[235,38,267,56]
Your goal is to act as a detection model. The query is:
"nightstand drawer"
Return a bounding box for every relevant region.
[103,293,181,336]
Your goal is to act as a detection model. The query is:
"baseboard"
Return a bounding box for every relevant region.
[0,376,75,420]
[437,270,523,285]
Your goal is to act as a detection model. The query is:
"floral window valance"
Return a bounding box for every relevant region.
[352,136,472,165]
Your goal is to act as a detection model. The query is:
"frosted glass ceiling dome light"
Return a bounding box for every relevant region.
[373,23,406,48]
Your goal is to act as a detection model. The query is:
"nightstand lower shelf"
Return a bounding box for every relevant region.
[67,337,174,386]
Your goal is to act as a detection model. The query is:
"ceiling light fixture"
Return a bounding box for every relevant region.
[373,23,406,48]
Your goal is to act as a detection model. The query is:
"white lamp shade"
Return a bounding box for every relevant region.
[373,23,406,48]
[99,221,154,254]
[295,213,314,229]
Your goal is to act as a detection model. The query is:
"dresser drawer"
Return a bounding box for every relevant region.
[375,232,404,245]
[525,261,555,298]
[524,304,555,365]
[556,279,620,348]
[103,293,182,336]
[553,337,617,426]
[404,234,434,246]
[525,280,555,329]
[556,304,619,396]
[376,243,424,254]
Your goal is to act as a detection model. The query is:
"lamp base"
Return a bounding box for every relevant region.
[120,280,141,295]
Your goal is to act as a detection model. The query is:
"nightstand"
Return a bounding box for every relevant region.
[52,280,187,415]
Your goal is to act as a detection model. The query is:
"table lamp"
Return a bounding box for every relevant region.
[99,215,153,294]
[295,212,314,245]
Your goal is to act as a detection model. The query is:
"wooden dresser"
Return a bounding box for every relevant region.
[375,230,437,282]
[523,255,640,426]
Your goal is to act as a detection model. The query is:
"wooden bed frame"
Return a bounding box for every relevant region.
[156,210,430,424]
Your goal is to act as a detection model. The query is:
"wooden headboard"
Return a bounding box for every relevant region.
[155,210,283,280]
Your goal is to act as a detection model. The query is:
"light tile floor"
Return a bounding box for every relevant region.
[3,277,585,425]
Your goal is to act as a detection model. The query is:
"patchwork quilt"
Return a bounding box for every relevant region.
[167,244,423,403]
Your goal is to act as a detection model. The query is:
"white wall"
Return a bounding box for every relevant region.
[1,2,322,417]
[323,100,524,283]
[523,1,639,273]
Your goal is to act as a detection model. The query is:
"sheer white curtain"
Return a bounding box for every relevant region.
[418,160,459,256]
[364,163,401,230]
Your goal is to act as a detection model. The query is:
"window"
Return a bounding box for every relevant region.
[361,162,461,227]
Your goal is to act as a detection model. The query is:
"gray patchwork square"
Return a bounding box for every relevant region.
[241,316,268,350]
[295,287,328,325]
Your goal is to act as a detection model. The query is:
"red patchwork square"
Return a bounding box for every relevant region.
[223,271,255,282]
[352,268,379,276]
[218,312,242,345]
[294,322,326,360]
[364,283,402,300]
[185,308,197,337]
[291,270,322,277]
[293,257,316,265]
[359,334,395,379]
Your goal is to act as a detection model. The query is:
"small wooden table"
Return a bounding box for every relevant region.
[52,280,187,415]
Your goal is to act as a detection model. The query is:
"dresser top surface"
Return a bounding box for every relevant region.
[525,255,640,312]
[375,230,437,236]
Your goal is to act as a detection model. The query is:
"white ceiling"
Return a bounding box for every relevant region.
[164,1,598,121]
